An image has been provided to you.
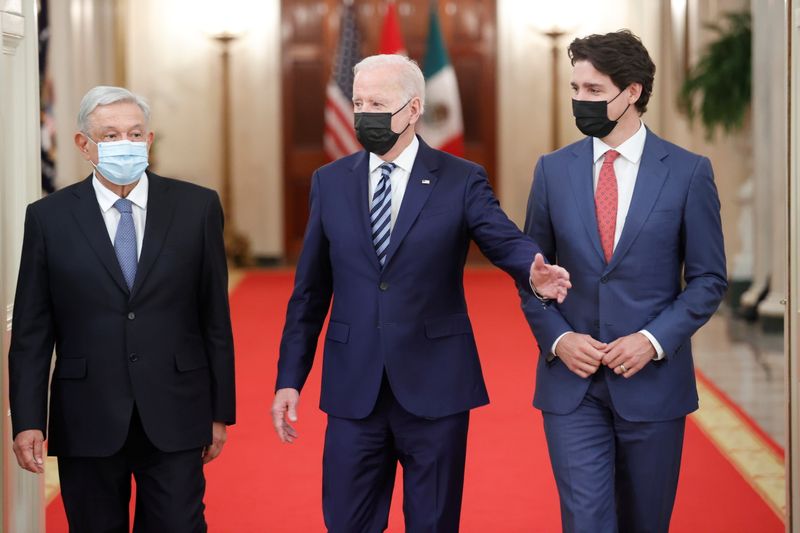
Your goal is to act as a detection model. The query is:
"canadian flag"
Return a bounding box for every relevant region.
[378,1,406,54]
[417,7,464,156]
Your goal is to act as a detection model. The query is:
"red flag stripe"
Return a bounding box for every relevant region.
[379,2,406,54]
[323,116,355,158]
[438,135,465,158]
[326,86,360,151]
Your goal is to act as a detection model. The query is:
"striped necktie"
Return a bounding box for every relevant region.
[371,162,396,268]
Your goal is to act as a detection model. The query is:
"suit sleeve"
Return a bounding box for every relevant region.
[517,157,574,353]
[643,156,728,356]
[464,165,540,289]
[9,205,56,438]
[275,171,333,392]
[200,192,236,424]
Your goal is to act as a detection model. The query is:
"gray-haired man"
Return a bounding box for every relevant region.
[9,85,235,531]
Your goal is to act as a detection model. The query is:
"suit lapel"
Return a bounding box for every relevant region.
[71,176,130,295]
[344,152,382,271]
[130,172,175,299]
[607,132,669,272]
[382,139,439,267]
[568,138,606,263]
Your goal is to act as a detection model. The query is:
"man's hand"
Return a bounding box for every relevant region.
[202,422,228,464]
[555,333,606,378]
[602,333,656,378]
[530,253,571,303]
[13,429,45,474]
[271,388,300,444]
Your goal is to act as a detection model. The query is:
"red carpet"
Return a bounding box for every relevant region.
[47,269,784,532]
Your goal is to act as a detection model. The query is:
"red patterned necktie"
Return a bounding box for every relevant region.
[595,149,620,263]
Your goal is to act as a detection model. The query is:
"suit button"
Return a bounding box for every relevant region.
[600,276,609,284]
[127,312,136,320]
[379,282,389,291]
[129,353,138,362]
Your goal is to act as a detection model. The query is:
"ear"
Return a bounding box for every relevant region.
[628,83,643,105]
[146,131,155,150]
[74,132,92,161]
[408,96,422,126]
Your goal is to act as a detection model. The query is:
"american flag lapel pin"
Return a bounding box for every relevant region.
[421,179,431,185]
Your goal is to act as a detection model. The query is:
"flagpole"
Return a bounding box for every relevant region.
[213,32,252,266]
[544,28,566,152]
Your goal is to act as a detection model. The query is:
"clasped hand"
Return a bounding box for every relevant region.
[555,332,656,379]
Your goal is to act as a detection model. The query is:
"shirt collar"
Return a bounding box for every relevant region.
[369,135,420,174]
[92,172,149,212]
[593,121,647,164]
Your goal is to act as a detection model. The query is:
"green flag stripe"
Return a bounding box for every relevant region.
[422,8,450,79]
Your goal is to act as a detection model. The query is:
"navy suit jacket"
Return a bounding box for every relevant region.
[9,172,236,456]
[520,130,727,422]
[277,137,541,419]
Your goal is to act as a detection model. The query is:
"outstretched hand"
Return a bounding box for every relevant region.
[530,253,571,304]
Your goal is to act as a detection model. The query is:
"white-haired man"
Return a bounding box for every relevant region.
[271,54,570,532]
[9,85,235,531]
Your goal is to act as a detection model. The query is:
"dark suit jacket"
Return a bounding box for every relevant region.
[276,137,541,419]
[9,171,236,457]
[520,130,727,422]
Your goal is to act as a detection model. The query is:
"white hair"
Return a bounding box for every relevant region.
[77,86,151,133]
[353,54,426,114]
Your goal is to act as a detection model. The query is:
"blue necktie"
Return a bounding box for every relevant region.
[371,163,395,268]
[113,198,137,290]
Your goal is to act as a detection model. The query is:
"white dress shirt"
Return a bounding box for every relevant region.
[551,122,665,360]
[368,135,420,230]
[92,173,148,260]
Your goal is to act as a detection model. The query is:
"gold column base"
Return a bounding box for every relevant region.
[224,224,253,267]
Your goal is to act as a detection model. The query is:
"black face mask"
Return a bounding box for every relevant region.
[572,89,630,138]
[354,99,412,155]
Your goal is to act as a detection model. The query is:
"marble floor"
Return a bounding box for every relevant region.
[693,308,785,446]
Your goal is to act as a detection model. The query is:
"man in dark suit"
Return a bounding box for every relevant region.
[271,54,571,532]
[520,31,727,532]
[9,86,235,532]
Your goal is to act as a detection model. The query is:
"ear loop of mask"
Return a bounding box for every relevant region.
[392,98,413,135]
[608,88,631,122]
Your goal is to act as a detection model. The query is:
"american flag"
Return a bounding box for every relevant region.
[323,2,362,161]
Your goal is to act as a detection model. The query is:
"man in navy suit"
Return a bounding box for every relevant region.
[271,54,571,532]
[10,86,235,531]
[520,31,727,532]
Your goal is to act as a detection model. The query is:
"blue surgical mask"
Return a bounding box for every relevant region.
[87,137,149,185]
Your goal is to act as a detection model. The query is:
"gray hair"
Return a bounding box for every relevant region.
[77,86,151,133]
[354,54,426,114]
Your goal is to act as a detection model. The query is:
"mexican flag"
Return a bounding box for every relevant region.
[418,8,464,156]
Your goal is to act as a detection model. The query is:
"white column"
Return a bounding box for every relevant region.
[0,0,45,530]
[756,0,788,329]
[741,0,775,315]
